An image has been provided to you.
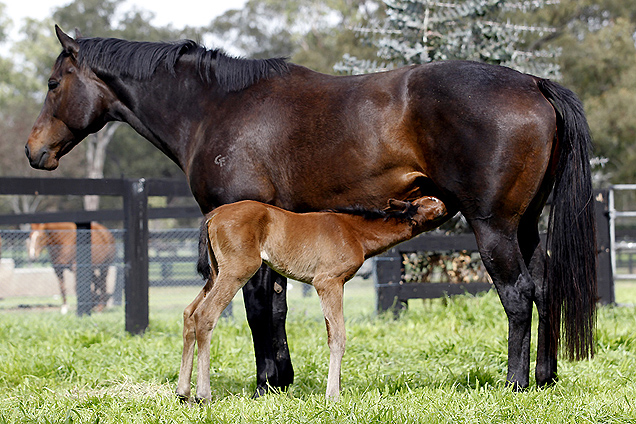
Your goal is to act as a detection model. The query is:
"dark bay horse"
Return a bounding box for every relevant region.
[29,222,116,313]
[25,26,596,393]
[179,197,446,402]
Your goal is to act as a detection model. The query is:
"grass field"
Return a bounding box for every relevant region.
[1,278,635,423]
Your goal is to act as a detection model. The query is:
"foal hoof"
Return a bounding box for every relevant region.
[175,389,190,404]
[194,396,210,405]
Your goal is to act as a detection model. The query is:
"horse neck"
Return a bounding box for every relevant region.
[105,68,213,171]
[344,215,414,258]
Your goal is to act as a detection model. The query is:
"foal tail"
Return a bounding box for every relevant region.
[197,217,212,281]
[538,79,597,361]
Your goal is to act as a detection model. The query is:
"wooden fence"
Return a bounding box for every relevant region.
[0,177,200,334]
[373,189,613,314]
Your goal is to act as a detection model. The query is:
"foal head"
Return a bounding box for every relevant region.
[387,196,447,232]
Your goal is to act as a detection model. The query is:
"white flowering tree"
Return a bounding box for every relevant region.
[336,0,561,79]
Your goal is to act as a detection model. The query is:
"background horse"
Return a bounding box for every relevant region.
[178,197,447,402]
[25,26,596,393]
[29,222,116,313]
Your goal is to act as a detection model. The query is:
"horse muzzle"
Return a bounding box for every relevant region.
[24,118,75,170]
[25,143,59,170]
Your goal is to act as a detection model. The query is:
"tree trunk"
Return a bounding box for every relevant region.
[83,123,121,211]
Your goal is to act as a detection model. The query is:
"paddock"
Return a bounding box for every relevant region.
[1,177,636,420]
[1,277,636,422]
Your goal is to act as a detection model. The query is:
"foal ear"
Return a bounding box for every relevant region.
[55,25,79,56]
[386,199,409,211]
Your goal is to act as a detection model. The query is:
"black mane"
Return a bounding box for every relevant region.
[330,202,420,223]
[75,37,289,92]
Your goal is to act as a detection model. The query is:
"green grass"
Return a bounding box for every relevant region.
[1,279,636,423]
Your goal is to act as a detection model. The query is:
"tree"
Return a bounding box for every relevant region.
[546,0,636,183]
[206,0,379,73]
[336,0,561,78]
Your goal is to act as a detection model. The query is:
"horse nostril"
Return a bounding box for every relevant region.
[25,144,31,159]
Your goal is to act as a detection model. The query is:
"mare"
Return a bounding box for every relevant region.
[25,26,596,394]
[29,222,116,313]
[178,197,447,402]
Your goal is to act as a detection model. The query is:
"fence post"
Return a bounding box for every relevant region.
[123,178,149,334]
[374,251,406,316]
[595,189,614,304]
[75,222,92,316]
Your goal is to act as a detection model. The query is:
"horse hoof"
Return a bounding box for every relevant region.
[252,385,268,399]
[175,393,189,404]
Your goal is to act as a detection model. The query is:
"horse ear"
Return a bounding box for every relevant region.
[74,28,83,39]
[55,25,79,56]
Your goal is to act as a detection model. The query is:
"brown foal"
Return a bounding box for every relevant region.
[176,196,447,402]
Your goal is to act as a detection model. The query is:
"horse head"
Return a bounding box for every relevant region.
[25,26,116,170]
[28,223,47,260]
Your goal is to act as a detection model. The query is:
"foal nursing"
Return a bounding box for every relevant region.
[176,196,446,402]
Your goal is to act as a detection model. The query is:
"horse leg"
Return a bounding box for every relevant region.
[91,266,108,312]
[242,265,293,397]
[53,265,68,314]
[314,278,346,401]
[176,287,208,401]
[518,213,558,387]
[471,220,534,389]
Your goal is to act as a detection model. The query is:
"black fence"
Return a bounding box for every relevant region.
[0,178,615,331]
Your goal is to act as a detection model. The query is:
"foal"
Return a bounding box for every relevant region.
[176,196,447,402]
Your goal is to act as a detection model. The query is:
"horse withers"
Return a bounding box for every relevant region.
[28,222,116,314]
[176,197,447,402]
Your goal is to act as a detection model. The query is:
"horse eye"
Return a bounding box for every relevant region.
[48,80,60,91]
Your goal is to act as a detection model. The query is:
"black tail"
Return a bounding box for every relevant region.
[197,217,211,280]
[538,79,597,360]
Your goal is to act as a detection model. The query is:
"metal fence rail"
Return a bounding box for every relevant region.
[609,184,636,281]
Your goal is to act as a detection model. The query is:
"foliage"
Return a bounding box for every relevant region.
[552,6,636,184]
[0,285,635,422]
[336,0,561,78]
[206,0,379,73]
[402,251,490,284]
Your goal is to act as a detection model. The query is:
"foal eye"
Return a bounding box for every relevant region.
[47,80,60,91]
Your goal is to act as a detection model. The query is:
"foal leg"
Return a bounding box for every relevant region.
[471,220,534,389]
[243,266,293,397]
[194,272,249,403]
[315,277,346,400]
[176,287,208,401]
